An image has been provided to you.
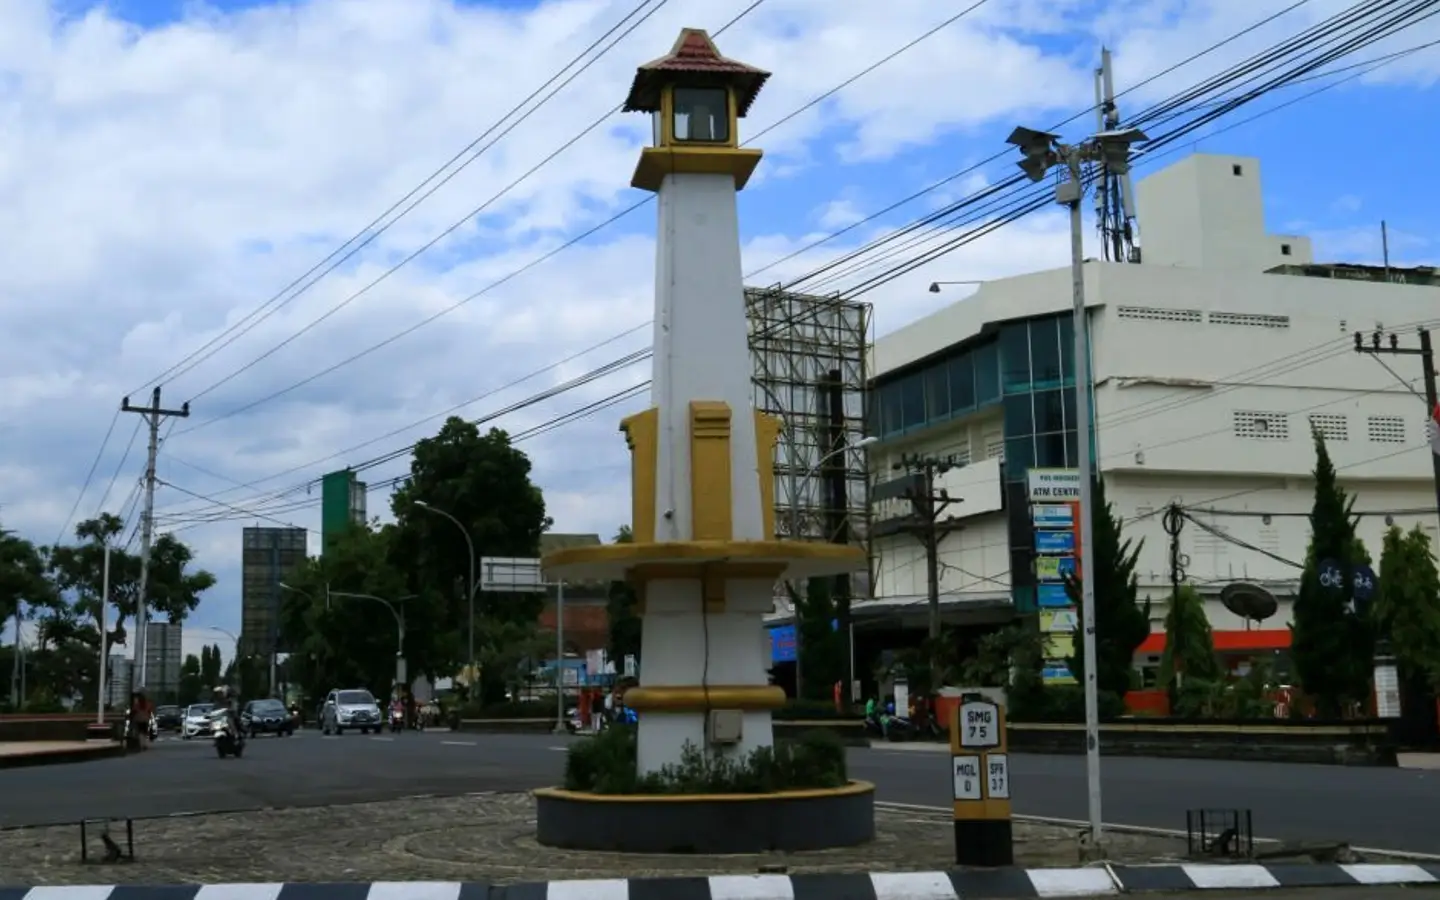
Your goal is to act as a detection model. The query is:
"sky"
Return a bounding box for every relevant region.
[1,0,1436,665]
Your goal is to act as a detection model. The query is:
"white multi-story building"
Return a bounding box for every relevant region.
[867,153,1438,676]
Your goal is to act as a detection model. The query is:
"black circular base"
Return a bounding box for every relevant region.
[535,781,876,853]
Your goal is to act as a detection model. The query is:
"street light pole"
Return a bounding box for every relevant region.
[324,589,413,689]
[98,544,111,722]
[414,501,478,678]
[1007,123,1147,851]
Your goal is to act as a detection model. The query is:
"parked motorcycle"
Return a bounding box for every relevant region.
[213,713,245,759]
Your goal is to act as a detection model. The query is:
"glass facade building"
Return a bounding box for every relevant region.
[871,311,1097,614]
[871,312,1094,484]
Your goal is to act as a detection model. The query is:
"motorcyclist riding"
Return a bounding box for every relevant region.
[212,685,239,734]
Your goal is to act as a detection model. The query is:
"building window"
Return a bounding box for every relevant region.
[1281,243,1292,256]
[1003,393,1034,437]
[672,88,730,143]
[1308,413,1348,442]
[1033,389,1066,435]
[1232,163,1243,176]
[1004,436,1034,478]
[1062,387,1078,432]
[899,373,925,431]
[1233,410,1290,441]
[1030,318,1063,388]
[1062,429,1084,467]
[924,366,950,422]
[948,353,975,412]
[880,381,903,435]
[999,323,1031,394]
[1035,431,1066,468]
[974,342,1000,405]
[1367,415,1406,444]
[1058,314,1075,385]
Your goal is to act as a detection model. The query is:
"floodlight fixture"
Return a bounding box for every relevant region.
[1005,125,1059,156]
[1092,126,1148,145]
[1017,155,1052,183]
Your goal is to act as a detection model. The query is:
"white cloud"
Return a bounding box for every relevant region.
[0,0,1431,640]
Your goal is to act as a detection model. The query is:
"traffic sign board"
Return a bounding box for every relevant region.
[953,754,982,800]
[959,700,1000,748]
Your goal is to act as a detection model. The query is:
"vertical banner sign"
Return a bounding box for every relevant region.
[950,697,1014,866]
[1027,470,1081,685]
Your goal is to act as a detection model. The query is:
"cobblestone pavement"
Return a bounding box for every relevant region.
[0,792,1207,886]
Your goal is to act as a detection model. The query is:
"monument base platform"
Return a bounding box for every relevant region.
[533,781,876,853]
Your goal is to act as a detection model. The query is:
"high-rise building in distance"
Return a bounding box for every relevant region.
[240,527,309,659]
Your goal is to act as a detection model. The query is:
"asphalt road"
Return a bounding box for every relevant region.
[2,731,1437,855]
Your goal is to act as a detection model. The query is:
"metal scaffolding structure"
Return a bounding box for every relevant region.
[745,285,871,560]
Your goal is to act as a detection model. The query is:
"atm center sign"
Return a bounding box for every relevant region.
[1027,468,1080,501]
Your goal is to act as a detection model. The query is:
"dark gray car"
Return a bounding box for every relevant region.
[241,698,295,737]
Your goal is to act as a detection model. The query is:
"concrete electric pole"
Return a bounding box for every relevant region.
[894,453,963,693]
[121,387,189,689]
[1354,328,1440,533]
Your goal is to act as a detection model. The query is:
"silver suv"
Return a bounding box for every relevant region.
[320,688,382,735]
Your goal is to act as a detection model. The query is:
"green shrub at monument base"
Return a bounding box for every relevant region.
[563,725,849,795]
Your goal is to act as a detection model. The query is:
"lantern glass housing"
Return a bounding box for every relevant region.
[672,87,730,143]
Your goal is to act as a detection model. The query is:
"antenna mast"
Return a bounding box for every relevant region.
[1094,48,1140,263]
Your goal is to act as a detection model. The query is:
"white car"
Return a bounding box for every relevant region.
[320,689,383,735]
[180,703,217,739]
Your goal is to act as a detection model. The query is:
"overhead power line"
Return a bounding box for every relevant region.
[157,0,1431,523]
[131,0,673,396]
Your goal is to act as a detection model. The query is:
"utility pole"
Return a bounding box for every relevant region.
[1354,328,1440,533]
[1009,119,1146,850]
[121,387,190,689]
[894,453,963,693]
[1161,504,1188,710]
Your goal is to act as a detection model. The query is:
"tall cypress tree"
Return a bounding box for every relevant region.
[1065,477,1151,697]
[1291,430,1373,717]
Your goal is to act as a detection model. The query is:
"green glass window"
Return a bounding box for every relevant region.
[1035,431,1067,469]
[948,353,975,413]
[924,366,950,421]
[1034,389,1065,435]
[974,342,1000,404]
[1058,313,1076,385]
[880,381,903,435]
[999,323,1031,394]
[1005,436,1035,475]
[1002,394,1033,437]
[1030,318,1063,388]
[899,373,924,431]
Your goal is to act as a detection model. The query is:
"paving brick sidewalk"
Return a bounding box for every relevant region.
[0,792,1195,886]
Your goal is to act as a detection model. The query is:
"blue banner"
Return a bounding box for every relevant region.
[769,625,797,663]
[1037,583,1072,608]
[1036,530,1076,555]
[1031,504,1075,530]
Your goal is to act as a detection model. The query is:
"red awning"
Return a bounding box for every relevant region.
[1136,629,1291,655]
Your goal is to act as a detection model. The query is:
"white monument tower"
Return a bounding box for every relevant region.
[542,28,865,775]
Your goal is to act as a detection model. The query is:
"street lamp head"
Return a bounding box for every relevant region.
[414,500,431,509]
[278,582,294,591]
[856,436,879,448]
[928,282,941,293]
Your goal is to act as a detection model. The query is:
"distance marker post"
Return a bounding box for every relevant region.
[950,695,1013,866]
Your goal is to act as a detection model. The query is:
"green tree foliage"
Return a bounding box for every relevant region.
[279,524,445,703]
[46,514,215,649]
[388,417,552,701]
[1064,477,1151,696]
[200,644,223,688]
[1373,525,1440,690]
[178,653,204,705]
[1158,583,1219,697]
[606,526,641,669]
[791,578,843,701]
[1,516,212,709]
[1291,431,1373,716]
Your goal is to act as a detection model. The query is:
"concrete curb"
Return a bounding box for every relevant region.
[0,741,124,770]
[4,865,1439,898]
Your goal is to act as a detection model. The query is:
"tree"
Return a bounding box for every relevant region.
[792,578,843,701]
[388,417,552,701]
[1,524,50,645]
[178,653,203,705]
[1158,583,1220,703]
[46,514,215,649]
[279,524,448,704]
[1374,525,1440,690]
[1064,477,1151,697]
[606,526,641,669]
[1290,430,1373,716]
[200,644,223,689]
